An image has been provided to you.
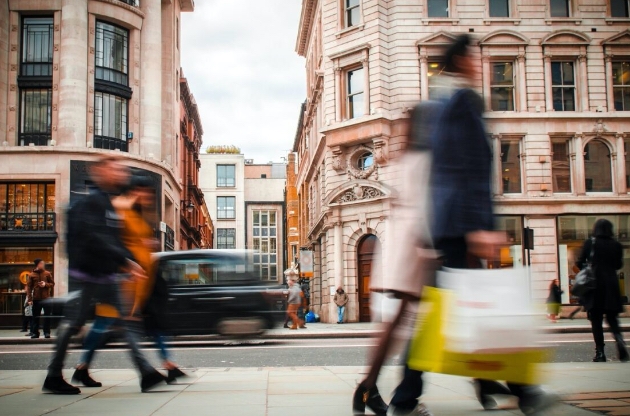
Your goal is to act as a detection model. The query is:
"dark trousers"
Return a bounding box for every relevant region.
[32,300,51,336]
[48,278,154,378]
[390,237,536,409]
[590,309,622,348]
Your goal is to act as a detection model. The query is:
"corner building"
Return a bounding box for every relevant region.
[294,0,630,323]
[0,0,196,326]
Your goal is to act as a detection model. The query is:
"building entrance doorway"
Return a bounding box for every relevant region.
[357,234,379,322]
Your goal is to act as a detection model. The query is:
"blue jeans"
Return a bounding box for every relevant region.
[337,306,345,323]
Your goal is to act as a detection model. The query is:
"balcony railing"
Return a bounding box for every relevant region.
[21,63,53,77]
[94,135,128,152]
[0,212,56,232]
[19,133,51,146]
[164,224,175,251]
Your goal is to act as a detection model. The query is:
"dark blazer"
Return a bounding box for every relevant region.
[66,187,134,278]
[576,237,624,312]
[547,283,563,304]
[430,88,493,241]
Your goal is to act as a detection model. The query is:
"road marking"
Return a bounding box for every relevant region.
[0,343,375,355]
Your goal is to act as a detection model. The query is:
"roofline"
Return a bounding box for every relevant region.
[295,0,317,56]
[292,101,307,152]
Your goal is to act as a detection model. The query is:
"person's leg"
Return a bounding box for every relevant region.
[31,300,42,337]
[605,312,629,362]
[47,283,95,377]
[79,316,117,367]
[390,363,425,411]
[42,301,51,336]
[287,304,299,329]
[590,309,606,361]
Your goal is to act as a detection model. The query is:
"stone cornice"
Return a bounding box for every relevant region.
[92,0,146,19]
[296,0,317,56]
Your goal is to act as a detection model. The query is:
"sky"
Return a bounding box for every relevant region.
[180,1,306,164]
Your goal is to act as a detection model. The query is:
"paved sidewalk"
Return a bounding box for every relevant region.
[0,363,629,415]
[1,318,629,345]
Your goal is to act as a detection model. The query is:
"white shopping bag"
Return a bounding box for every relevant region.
[437,267,541,353]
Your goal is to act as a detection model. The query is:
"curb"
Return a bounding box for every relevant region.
[0,326,627,345]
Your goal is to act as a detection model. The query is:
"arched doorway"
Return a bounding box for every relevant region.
[357,234,380,322]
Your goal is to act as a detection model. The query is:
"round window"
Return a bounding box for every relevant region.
[357,152,374,171]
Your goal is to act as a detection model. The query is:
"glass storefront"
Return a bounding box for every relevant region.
[558,215,630,304]
[0,247,53,314]
[494,216,523,269]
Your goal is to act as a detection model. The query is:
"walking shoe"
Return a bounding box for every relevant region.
[72,368,102,388]
[166,367,187,384]
[388,403,434,416]
[352,383,388,415]
[283,324,290,328]
[44,333,51,339]
[614,334,629,362]
[592,346,607,362]
[140,371,166,392]
[42,376,81,395]
[31,333,40,339]
[519,392,559,415]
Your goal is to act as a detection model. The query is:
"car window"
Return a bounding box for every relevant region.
[159,256,255,286]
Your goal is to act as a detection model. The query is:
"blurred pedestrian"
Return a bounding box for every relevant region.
[334,286,348,324]
[21,280,32,334]
[27,259,54,339]
[286,278,304,330]
[387,34,555,416]
[74,175,186,386]
[546,279,563,323]
[43,156,165,395]
[576,219,628,362]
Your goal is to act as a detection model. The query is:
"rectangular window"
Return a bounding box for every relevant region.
[217,196,236,219]
[0,182,56,232]
[493,216,523,268]
[626,140,630,189]
[550,0,570,17]
[489,0,510,17]
[345,0,360,27]
[19,89,52,146]
[612,61,630,111]
[347,67,364,119]
[500,141,521,193]
[491,62,515,111]
[95,21,129,85]
[216,228,236,249]
[552,140,571,192]
[94,92,128,151]
[252,210,278,281]
[217,165,236,187]
[428,0,449,17]
[427,61,445,99]
[551,62,575,111]
[611,0,630,17]
[21,17,53,77]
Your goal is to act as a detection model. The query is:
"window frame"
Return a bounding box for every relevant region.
[551,137,573,194]
[93,91,128,151]
[610,0,630,18]
[216,164,236,188]
[550,60,577,112]
[489,61,516,112]
[216,228,236,249]
[549,0,571,18]
[217,196,236,220]
[345,66,365,119]
[251,209,278,281]
[488,0,511,18]
[612,60,630,111]
[331,44,370,122]
[499,139,523,194]
[344,0,361,28]
[18,88,52,146]
[95,20,129,86]
[20,17,54,77]
[583,139,614,193]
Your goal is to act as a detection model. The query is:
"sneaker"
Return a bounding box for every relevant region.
[388,404,434,416]
[140,371,166,392]
[31,333,40,339]
[44,333,51,339]
[42,376,81,395]
[72,368,102,388]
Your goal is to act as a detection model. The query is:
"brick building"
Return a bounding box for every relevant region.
[293,0,630,323]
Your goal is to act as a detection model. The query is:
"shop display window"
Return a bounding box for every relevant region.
[0,247,53,314]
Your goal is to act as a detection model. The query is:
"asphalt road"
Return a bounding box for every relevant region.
[0,332,628,371]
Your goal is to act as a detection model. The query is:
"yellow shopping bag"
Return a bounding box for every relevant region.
[407,286,549,385]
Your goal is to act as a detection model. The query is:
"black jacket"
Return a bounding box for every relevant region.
[576,237,624,312]
[66,187,133,278]
[547,284,562,304]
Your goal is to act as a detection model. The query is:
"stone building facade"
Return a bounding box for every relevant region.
[294,0,630,323]
[0,0,196,326]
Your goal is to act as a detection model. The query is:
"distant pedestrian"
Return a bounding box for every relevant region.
[333,286,348,324]
[546,279,563,323]
[286,278,305,330]
[576,219,629,362]
[27,259,54,339]
[43,156,165,395]
[21,280,32,334]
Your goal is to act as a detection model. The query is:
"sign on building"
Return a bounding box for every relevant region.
[299,250,313,278]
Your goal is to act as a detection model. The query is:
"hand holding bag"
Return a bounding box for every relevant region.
[24,304,33,317]
[572,237,597,298]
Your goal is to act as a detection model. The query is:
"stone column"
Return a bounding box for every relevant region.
[334,66,342,122]
[419,56,428,100]
[334,221,343,289]
[616,134,627,194]
[573,134,585,195]
[0,6,9,143]
[605,54,614,112]
[543,54,553,112]
[482,56,491,111]
[57,0,88,147]
[517,54,527,112]
[140,0,162,159]
[579,54,588,112]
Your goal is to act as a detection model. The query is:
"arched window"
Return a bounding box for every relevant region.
[584,140,612,192]
[357,152,373,171]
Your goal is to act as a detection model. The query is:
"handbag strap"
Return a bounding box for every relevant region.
[587,237,595,265]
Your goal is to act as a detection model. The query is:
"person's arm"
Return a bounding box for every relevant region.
[45,272,54,288]
[342,294,348,306]
[575,239,591,270]
[614,241,624,271]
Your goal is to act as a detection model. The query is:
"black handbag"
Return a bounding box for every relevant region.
[572,237,597,297]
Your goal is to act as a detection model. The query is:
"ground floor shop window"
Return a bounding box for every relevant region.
[0,247,53,314]
[558,215,630,304]
[493,216,523,268]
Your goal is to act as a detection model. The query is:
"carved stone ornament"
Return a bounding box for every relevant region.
[336,186,384,203]
[10,44,17,52]
[593,119,608,135]
[347,145,377,180]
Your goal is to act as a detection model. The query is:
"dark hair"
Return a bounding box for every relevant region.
[443,34,471,74]
[592,219,614,238]
[549,278,558,290]
[33,258,43,267]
